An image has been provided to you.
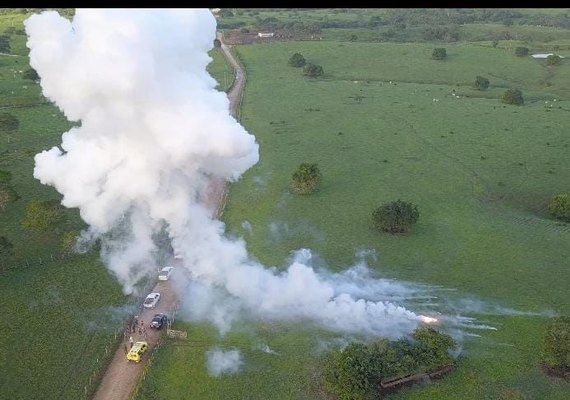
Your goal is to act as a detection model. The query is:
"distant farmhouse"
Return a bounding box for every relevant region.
[531,53,565,59]
[211,8,221,18]
[258,32,275,38]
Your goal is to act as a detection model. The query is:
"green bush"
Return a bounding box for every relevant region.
[288,52,306,68]
[501,88,524,105]
[542,316,570,373]
[548,193,570,222]
[372,199,420,234]
[546,54,562,66]
[514,46,529,57]
[291,163,322,194]
[431,47,447,60]
[474,75,490,90]
[303,63,324,77]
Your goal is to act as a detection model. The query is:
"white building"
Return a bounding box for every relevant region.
[531,53,565,59]
[257,32,275,38]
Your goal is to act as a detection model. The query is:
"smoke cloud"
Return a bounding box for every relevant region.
[206,347,243,377]
[25,9,472,340]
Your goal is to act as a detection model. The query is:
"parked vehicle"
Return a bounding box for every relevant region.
[151,313,168,329]
[127,341,148,362]
[143,292,161,309]
[158,266,174,281]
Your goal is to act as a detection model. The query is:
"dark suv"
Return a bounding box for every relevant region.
[150,313,167,329]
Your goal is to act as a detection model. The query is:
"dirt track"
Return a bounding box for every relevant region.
[91,33,245,400]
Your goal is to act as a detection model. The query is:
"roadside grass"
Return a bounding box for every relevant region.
[207,47,235,93]
[0,12,125,400]
[138,40,570,399]
[0,253,124,400]
[136,320,339,400]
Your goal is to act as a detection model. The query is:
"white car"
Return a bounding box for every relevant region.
[143,292,161,309]
[158,266,174,281]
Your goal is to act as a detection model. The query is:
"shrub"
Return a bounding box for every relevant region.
[515,46,529,57]
[546,54,562,66]
[474,75,490,90]
[23,68,40,81]
[213,38,221,48]
[0,113,19,131]
[542,316,570,373]
[303,63,324,77]
[372,199,419,234]
[291,163,322,194]
[432,48,447,60]
[288,52,306,68]
[501,88,524,105]
[21,199,64,233]
[548,193,570,222]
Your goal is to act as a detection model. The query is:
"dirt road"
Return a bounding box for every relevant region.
[91,34,245,400]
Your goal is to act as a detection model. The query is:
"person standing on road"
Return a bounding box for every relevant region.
[129,336,134,348]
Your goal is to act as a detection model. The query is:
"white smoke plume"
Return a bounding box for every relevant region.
[206,347,243,377]
[25,8,452,340]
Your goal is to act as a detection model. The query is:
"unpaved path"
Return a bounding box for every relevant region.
[91,34,245,400]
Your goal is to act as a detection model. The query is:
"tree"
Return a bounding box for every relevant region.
[322,342,376,400]
[514,46,529,57]
[288,52,306,68]
[0,187,19,212]
[431,47,447,60]
[21,199,64,233]
[546,54,562,66]
[372,199,419,234]
[291,163,322,194]
[61,230,79,255]
[0,34,10,53]
[0,236,14,270]
[548,193,570,222]
[542,316,570,373]
[411,327,457,369]
[213,38,221,48]
[23,67,40,81]
[0,113,19,131]
[474,75,490,90]
[303,63,324,77]
[501,88,524,105]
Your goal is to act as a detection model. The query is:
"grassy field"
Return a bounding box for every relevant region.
[0,9,250,400]
[207,47,235,93]
[0,11,128,399]
[138,39,570,399]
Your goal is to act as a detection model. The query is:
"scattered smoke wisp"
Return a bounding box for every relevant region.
[26,9,459,340]
[206,347,243,377]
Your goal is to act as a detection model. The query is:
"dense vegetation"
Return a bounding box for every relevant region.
[322,327,456,400]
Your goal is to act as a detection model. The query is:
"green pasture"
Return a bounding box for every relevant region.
[139,40,570,399]
[0,11,125,400]
[207,47,234,93]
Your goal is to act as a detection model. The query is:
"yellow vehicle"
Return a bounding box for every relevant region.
[127,341,148,363]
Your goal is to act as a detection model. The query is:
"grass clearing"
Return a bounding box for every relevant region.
[139,39,570,399]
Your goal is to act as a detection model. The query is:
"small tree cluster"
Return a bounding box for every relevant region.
[372,199,419,234]
[0,113,19,131]
[542,316,570,374]
[501,88,524,105]
[303,63,324,78]
[432,48,447,60]
[322,327,456,400]
[291,163,322,194]
[21,199,64,233]
[0,170,18,212]
[474,75,490,90]
[213,38,221,48]
[546,54,562,66]
[288,52,306,68]
[514,46,529,57]
[548,193,570,222]
[23,68,40,81]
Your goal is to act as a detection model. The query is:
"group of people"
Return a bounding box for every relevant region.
[127,316,148,348]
